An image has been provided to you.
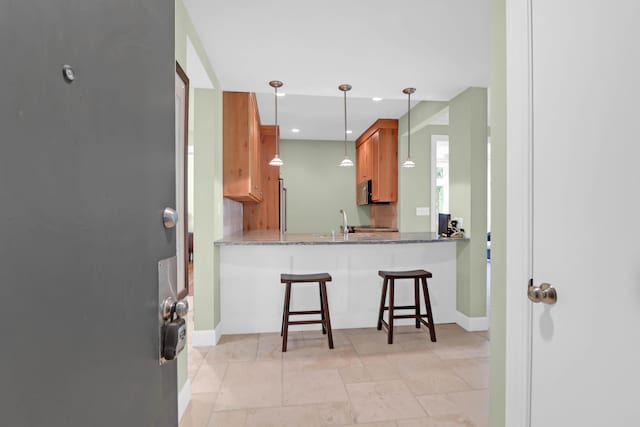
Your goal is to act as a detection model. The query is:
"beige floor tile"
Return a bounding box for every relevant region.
[214,360,282,410]
[417,390,488,427]
[256,333,287,360]
[179,392,216,427]
[312,401,356,425]
[206,409,248,427]
[448,359,489,390]
[404,367,471,396]
[345,380,426,423]
[396,415,475,427]
[283,368,348,405]
[206,334,259,362]
[349,332,407,356]
[245,405,323,427]
[190,362,229,394]
[284,347,361,372]
[340,422,398,427]
[188,347,210,380]
[427,336,490,360]
[385,350,444,378]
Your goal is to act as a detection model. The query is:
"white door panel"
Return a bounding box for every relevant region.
[531,1,640,425]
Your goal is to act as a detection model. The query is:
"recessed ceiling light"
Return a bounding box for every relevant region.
[291,128,300,133]
[276,92,286,97]
[372,97,383,102]
[346,130,353,134]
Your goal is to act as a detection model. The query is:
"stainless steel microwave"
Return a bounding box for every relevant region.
[357,180,372,205]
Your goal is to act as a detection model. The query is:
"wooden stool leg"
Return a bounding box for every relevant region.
[320,281,334,349]
[414,277,421,329]
[377,278,388,330]
[319,283,327,335]
[282,283,292,352]
[421,277,437,342]
[388,279,395,344]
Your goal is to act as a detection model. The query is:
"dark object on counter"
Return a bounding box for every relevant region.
[280,273,334,352]
[350,225,399,233]
[377,269,437,344]
[438,213,451,236]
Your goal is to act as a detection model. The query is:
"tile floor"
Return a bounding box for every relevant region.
[180,322,489,427]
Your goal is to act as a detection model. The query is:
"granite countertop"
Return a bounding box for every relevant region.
[215,230,468,246]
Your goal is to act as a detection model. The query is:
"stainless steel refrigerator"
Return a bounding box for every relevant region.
[279,178,287,232]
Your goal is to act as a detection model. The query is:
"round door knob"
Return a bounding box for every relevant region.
[174,299,189,318]
[163,207,179,229]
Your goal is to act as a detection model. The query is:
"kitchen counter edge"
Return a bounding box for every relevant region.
[214,232,469,246]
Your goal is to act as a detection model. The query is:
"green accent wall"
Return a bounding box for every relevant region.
[279,139,370,233]
[397,101,448,232]
[449,87,488,318]
[175,0,224,394]
[489,0,507,424]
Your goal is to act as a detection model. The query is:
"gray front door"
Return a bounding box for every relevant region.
[0,1,178,426]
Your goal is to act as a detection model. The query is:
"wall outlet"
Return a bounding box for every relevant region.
[415,207,430,216]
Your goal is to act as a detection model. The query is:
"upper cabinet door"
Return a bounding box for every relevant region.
[356,119,398,203]
[223,92,263,202]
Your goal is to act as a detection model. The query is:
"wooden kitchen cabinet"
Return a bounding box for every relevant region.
[223,91,263,202]
[355,119,398,203]
[243,125,280,230]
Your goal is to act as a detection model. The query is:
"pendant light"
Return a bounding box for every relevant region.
[402,87,416,168]
[268,80,284,166]
[338,84,354,167]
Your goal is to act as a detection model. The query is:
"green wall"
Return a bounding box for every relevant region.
[449,87,488,318]
[175,0,224,394]
[279,139,370,233]
[397,101,448,232]
[489,0,507,424]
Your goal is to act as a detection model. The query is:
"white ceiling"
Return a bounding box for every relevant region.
[183,0,489,140]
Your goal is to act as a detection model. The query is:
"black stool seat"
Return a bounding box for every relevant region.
[379,270,432,279]
[281,273,332,283]
[377,269,437,344]
[280,273,334,352]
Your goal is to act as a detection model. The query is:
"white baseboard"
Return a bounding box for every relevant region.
[455,311,489,331]
[191,322,223,347]
[177,379,191,422]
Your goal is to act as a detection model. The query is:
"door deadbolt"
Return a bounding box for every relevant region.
[527,279,558,304]
[163,207,179,229]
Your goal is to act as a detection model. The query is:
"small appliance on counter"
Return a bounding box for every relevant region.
[438,213,465,238]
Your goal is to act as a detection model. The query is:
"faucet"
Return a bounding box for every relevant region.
[339,209,349,237]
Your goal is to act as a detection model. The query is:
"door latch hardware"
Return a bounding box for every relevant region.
[527,278,558,304]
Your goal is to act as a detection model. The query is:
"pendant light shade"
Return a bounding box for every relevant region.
[269,80,284,167]
[338,84,354,167]
[402,87,416,168]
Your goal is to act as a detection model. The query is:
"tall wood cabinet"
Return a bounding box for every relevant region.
[223,91,263,202]
[243,126,280,230]
[355,119,398,203]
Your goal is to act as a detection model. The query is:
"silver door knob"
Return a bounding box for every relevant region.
[527,279,558,304]
[161,296,189,320]
[163,207,179,229]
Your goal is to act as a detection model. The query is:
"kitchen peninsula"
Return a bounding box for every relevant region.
[215,231,467,335]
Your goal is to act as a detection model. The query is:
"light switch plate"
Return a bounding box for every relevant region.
[416,207,430,216]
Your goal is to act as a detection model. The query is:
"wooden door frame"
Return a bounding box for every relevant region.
[176,61,190,299]
[505,0,534,425]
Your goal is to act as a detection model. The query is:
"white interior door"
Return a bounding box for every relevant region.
[530,1,640,425]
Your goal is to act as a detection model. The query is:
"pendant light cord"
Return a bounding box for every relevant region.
[407,90,411,158]
[274,86,279,156]
[343,90,348,156]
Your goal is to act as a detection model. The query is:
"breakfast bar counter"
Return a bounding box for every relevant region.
[214,231,467,335]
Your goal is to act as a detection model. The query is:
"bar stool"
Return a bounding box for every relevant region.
[377,269,437,344]
[280,273,334,352]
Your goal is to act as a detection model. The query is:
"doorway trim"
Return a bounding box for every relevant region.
[505,0,534,425]
[176,61,190,299]
[430,134,449,232]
